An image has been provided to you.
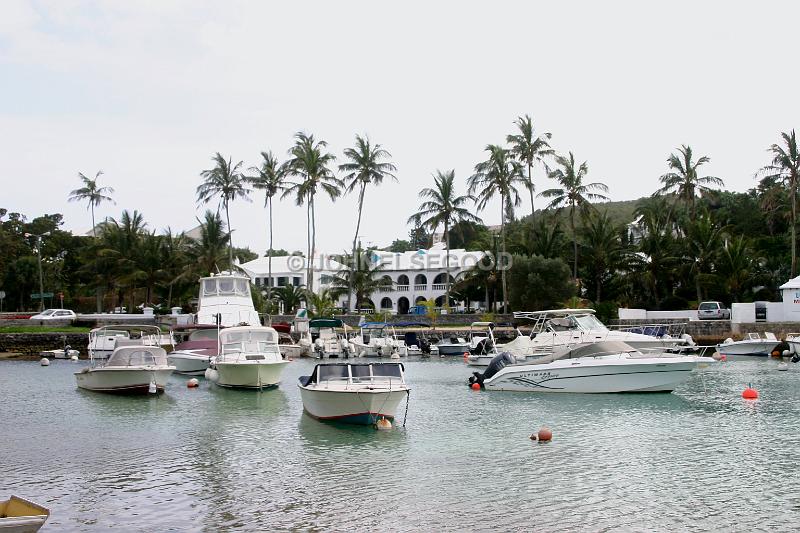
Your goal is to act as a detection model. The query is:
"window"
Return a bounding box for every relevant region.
[218,278,234,294]
[373,364,402,378]
[202,279,217,296]
[293,277,301,287]
[235,278,249,296]
[278,277,288,287]
[255,278,262,287]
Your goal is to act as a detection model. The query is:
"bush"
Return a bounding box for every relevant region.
[593,301,618,323]
[659,295,689,311]
[507,255,575,311]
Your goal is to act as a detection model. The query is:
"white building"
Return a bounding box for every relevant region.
[238,243,486,314]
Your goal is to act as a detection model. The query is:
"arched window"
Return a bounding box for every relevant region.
[414,274,427,285]
[415,296,427,304]
[397,274,410,286]
[433,273,454,284]
[380,297,393,309]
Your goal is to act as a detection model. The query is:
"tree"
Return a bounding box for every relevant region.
[339,135,397,311]
[657,145,723,218]
[272,284,305,314]
[684,213,726,302]
[189,210,231,276]
[411,170,482,308]
[718,235,755,302]
[579,210,626,304]
[506,114,553,221]
[284,132,341,292]
[68,171,115,238]
[539,152,609,279]
[506,254,574,311]
[328,247,393,309]
[248,151,289,296]
[759,130,800,276]
[197,153,251,268]
[305,289,338,318]
[468,145,525,312]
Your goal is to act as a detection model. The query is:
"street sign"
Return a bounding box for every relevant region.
[31,292,54,298]
[0,291,5,299]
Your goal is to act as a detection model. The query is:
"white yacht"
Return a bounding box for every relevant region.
[196,272,260,327]
[717,332,781,357]
[75,327,175,394]
[205,326,288,389]
[350,322,405,358]
[469,341,713,393]
[298,362,410,425]
[514,309,694,353]
[88,325,173,360]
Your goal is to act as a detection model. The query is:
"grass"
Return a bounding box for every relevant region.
[0,326,92,334]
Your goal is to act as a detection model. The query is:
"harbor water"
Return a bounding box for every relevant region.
[2,357,799,531]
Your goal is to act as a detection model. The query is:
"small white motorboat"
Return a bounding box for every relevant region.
[717,333,781,357]
[0,495,49,532]
[436,334,471,356]
[206,326,289,389]
[298,362,410,425]
[350,322,405,358]
[39,348,79,359]
[168,326,220,375]
[75,344,175,394]
[310,318,350,359]
[88,325,174,359]
[469,341,714,393]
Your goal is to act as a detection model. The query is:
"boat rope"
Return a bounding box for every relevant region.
[402,390,410,427]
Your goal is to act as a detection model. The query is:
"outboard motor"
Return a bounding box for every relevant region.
[468,352,516,388]
[770,341,791,358]
[418,339,432,355]
[472,338,494,355]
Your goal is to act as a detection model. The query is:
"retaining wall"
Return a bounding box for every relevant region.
[0,333,90,356]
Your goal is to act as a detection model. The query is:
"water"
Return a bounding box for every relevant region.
[1,357,799,532]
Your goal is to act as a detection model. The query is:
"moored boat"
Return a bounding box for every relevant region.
[0,495,49,532]
[75,344,175,394]
[206,326,288,389]
[298,362,410,425]
[717,333,781,357]
[168,326,220,375]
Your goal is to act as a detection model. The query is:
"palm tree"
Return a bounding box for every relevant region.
[328,247,393,309]
[539,152,609,279]
[759,130,800,276]
[305,289,338,318]
[633,197,679,303]
[684,213,726,302]
[468,145,525,312]
[579,211,626,304]
[284,132,341,292]
[506,114,553,221]
[339,135,397,311]
[272,284,306,314]
[411,170,482,308]
[657,145,724,218]
[248,151,289,295]
[197,153,251,268]
[719,235,755,302]
[68,171,115,237]
[190,210,231,276]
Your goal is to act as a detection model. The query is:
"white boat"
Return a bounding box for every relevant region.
[298,362,410,425]
[436,333,471,356]
[0,495,49,532]
[350,322,406,358]
[717,332,781,356]
[88,325,174,360]
[466,322,502,366]
[513,309,694,354]
[74,343,175,394]
[206,326,288,389]
[469,341,713,393]
[39,348,79,359]
[168,326,219,375]
[195,272,261,327]
[310,318,350,359]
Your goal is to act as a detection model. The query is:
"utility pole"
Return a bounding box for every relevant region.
[25,232,50,311]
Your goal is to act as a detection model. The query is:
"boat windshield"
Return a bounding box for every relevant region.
[202,277,251,297]
[363,326,388,338]
[220,330,278,354]
[189,329,218,341]
[372,364,402,378]
[107,347,168,366]
[573,314,608,331]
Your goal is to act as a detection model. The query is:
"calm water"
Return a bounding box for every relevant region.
[2,357,799,532]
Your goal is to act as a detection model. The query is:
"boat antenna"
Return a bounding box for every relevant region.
[215,313,222,357]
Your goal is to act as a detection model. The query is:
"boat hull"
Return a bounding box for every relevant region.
[437,344,471,356]
[484,357,701,393]
[717,341,778,356]
[0,496,49,533]
[298,386,408,424]
[214,361,288,388]
[74,367,174,394]
[167,351,211,375]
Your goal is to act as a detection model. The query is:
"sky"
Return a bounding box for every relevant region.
[2,1,799,255]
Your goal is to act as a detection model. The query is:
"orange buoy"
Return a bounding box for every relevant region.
[720,354,727,362]
[187,378,200,388]
[470,382,481,391]
[537,427,553,442]
[742,386,758,400]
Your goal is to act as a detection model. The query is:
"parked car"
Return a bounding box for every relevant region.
[29,309,77,321]
[697,301,730,320]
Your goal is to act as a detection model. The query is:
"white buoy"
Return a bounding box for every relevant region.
[40,357,50,366]
[205,368,219,382]
[148,381,157,394]
[70,355,79,361]
[187,377,200,388]
[777,362,789,371]
[375,418,392,430]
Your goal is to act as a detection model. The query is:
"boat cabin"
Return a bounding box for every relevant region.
[196,272,260,327]
[299,362,405,387]
[218,326,281,360]
[106,346,169,367]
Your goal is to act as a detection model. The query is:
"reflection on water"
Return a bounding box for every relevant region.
[1,357,799,531]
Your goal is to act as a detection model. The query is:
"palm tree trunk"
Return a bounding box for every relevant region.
[268,196,273,293]
[695,269,702,303]
[792,173,797,277]
[349,184,366,312]
[570,205,578,279]
[225,201,233,269]
[528,163,535,222]
[306,201,311,289]
[91,204,103,312]
[445,219,450,309]
[501,198,508,314]
[309,194,316,292]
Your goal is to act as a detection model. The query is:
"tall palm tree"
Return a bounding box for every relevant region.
[413,170,483,308]
[506,114,553,221]
[248,151,289,294]
[197,153,251,268]
[284,132,341,292]
[468,145,525,312]
[539,152,609,279]
[759,130,800,276]
[657,145,724,218]
[68,171,115,237]
[339,134,397,311]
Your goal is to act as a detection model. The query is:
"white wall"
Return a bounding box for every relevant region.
[731,303,755,324]
[617,308,697,320]
[618,308,646,320]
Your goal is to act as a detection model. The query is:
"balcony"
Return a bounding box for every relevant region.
[432,284,447,291]
[414,284,427,291]
[396,285,409,292]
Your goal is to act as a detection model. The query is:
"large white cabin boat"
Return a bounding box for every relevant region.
[196,272,260,327]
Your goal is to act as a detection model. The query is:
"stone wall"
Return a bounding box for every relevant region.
[266,314,515,328]
[0,333,90,356]
[611,318,800,343]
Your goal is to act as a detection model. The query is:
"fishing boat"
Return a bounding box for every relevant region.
[435,333,471,356]
[39,347,79,359]
[75,342,175,394]
[206,326,288,389]
[469,341,713,393]
[717,332,781,357]
[88,325,174,359]
[465,322,501,366]
[0,495,49,532]
[167,325,220,375]
[195,272,261,327]
[513,309,694,353]
[272,322,311,359]
[310,318,350,359]
[298,362,410,425]
[350,322,405,358]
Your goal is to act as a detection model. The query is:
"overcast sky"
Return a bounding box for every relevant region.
[2,1,799,255]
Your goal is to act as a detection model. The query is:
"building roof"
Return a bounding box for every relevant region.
[238,255,345,277]
[370,242,485,271]
[779,275,800,289]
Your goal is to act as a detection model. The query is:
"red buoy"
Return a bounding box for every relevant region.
[742,387,758,400]
[187,378,200,388]
[537,427,553,442]
[470,382,481,391]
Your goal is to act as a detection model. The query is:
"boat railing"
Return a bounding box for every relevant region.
[610,322,688,338]
[317,375,405,389]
